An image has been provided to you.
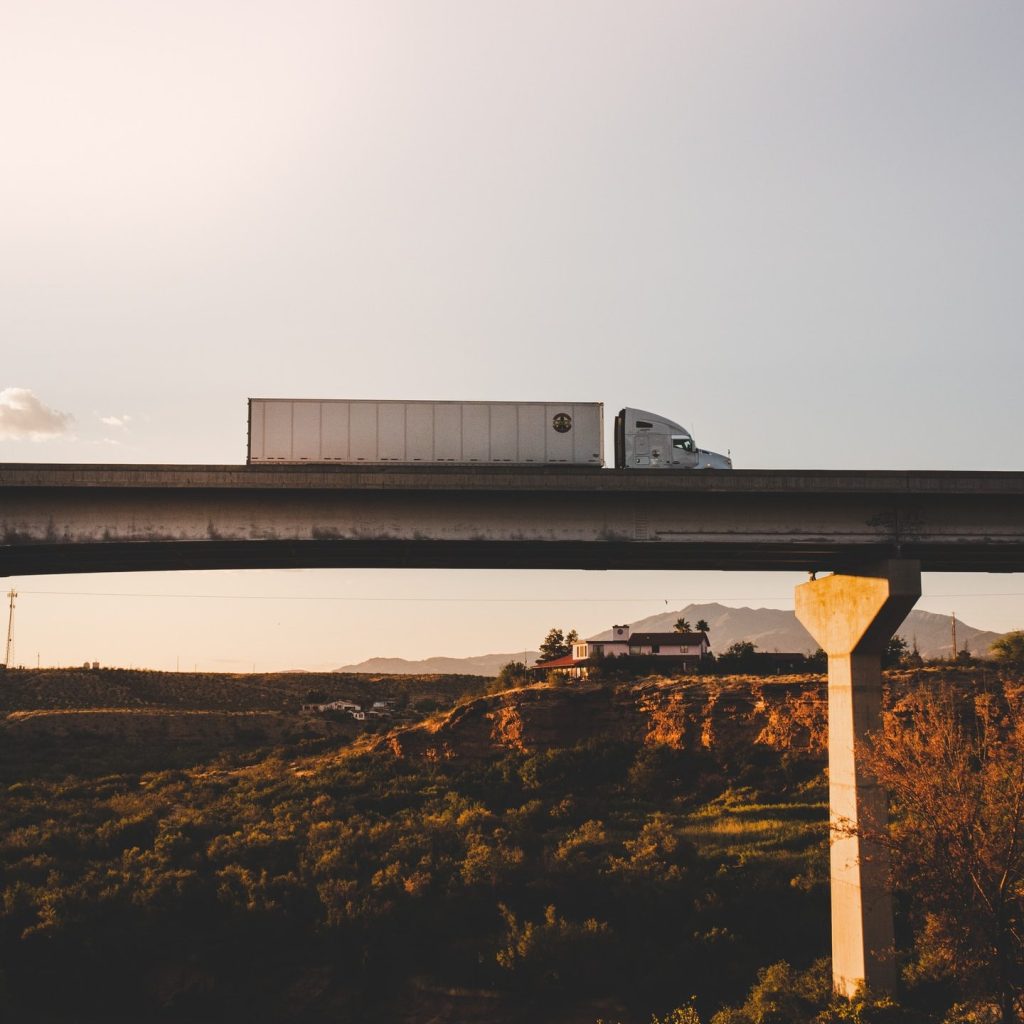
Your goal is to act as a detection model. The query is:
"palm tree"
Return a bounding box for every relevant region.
[674,617,691,633]
[695,618,710,633]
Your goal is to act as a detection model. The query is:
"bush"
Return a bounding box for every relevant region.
[490,661,532,693]
[709,960,830,1023]
[496,902,615,988]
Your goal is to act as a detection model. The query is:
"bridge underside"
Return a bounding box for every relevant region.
[2,465,1024,576]
[5,538,1024,576]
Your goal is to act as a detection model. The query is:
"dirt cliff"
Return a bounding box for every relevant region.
[383,668,1019,765]
[385,675,830,763]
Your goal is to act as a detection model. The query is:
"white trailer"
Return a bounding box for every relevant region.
[247,399,604,466]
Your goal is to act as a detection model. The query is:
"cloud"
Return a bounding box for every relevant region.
[100,414,131,428]
[0,388,74,441]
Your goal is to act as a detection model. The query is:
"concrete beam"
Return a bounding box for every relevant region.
[795,560,921,998]
[3,465,1024,575]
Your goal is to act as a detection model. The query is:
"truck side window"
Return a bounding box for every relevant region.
[672,436,694,452]
[635,420,653,429]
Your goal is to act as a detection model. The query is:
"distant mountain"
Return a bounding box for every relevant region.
[592,603,1002,661]
[335,651,541,677]
[335,605,1004,676]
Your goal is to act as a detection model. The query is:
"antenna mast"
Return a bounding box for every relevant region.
[951,611,957,661]
[4,589,16,667]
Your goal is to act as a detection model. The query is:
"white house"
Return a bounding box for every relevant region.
[537,623,710,678]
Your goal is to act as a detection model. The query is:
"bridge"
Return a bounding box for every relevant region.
[3,461,1023,999]
[1,463,1023,576]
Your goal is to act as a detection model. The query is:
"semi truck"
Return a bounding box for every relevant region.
[246,399,732,470]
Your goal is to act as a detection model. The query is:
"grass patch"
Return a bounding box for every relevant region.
[681,788,827,861]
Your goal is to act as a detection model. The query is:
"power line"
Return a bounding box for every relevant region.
[17,590,791,602]
[14,588,1024,603]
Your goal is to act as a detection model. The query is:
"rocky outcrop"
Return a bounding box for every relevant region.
[384,675,831,764]
[382,669,1021,766]
[635,677,829,762]
[387,684,631,761]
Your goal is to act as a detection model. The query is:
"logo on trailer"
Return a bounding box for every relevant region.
[552,412,573,433]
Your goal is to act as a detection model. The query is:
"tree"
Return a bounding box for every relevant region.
[883,634,909,668]
[866,689,1024,1022]
[695,619,710,634]
[806,648,827,672]
[991,631,1024,670]
[539,627,577,662]
[539,628,565,661]
[715,641,758,674]
[674,618,692,633]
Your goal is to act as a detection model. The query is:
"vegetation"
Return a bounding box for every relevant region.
[992,631,1024,671]
[885,635,910,668]
[868,689,1024,1023]
[0,666,1021,1022]
[714,641,760,674]
[672,617,710,635]
[539,627,580,662]
[491,660,533,692]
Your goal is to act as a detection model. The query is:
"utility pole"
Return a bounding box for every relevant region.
[951,612,957,661]
[4,589,16,668]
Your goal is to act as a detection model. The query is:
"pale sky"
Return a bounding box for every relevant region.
[2,1,1022,670]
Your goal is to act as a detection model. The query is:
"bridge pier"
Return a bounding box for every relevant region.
[795,559,921,998]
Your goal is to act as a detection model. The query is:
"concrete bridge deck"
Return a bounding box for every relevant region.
[2,463,1023,575]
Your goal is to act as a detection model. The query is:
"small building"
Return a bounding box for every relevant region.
[300,698,365,718]
[322,699,362,712]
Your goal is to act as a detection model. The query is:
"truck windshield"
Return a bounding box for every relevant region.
[672,436,694,452]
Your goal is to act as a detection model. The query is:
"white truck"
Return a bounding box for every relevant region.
[246,399,731,470]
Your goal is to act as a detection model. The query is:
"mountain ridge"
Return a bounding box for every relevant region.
[620,603,1003,660]
[334,652,542,677]
[336,604,1005,675]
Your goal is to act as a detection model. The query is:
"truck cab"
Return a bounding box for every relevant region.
[614,408,732,470]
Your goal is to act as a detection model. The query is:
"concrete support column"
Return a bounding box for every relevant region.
[795,560,921,998]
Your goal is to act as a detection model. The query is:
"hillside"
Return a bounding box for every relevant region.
[0,667,489,714]
[1,664,1020,1023]
[0,668,491,778]
[0,664,838,1023]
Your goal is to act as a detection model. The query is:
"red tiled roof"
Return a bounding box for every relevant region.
[532,654,577,669]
